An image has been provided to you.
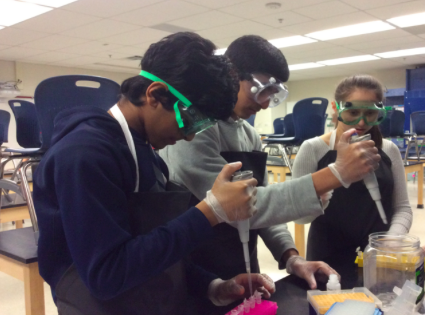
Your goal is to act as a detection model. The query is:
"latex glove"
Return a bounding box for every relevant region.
[207,273,275,306]
[320,189,333,210]
[328,128,380,188]
[204,162,258,224]
[286,255,340,290]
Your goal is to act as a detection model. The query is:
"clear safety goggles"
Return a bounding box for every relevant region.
[336,101,387,126]
[140,70,217,136]
[248,75,289,108]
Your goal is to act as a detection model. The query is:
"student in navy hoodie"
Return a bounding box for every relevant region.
[33,32,273,315]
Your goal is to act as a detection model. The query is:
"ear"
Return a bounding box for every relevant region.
[145,82,169,108]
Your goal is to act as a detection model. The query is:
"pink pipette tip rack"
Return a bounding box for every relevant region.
[225,291,278,315]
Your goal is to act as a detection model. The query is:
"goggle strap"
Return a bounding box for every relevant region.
[335,101,341,111]
[173,101,184,128]
[140,70,192,107]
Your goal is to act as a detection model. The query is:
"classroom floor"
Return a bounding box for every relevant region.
[0,180,424,315]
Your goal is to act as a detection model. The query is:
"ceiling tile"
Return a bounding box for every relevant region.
[0,28,49,46]
[49,55,108,66]
[281,11,379,35]
[183,0,250,9]
[385,55,425,65]
[112,1,209,27]
[328,29,412,46]
[293,1,358,19]
[341,0,413,11]
[252,11,312,28]
[0,44,11,51]
[219,0,330,19]
[0,46,46,60]
[95,59,141,69]
[56,41,123,54]
[61,19,141,40]
[170,10,243,31]
[345,36,425,51]
[102,28,171,46]
[87,51,131,60]
[62,0,162,18]
[83,63,137,74]
[213,29,298,48]
[20,35,88,50]
[18,51,80,63]
[12,9,100,34]
[197,20,272,41]
[107,45,148,56]
[365,1,425,20]
[361,41,425,55]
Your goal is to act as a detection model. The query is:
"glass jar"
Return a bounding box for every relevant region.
[364,232,424,311]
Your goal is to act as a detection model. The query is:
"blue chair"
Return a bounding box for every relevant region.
[0,110,10,145]
[407,111,425,162]
[267,114,295,138]
[261,117,285,137]
[2,75,121,241]
[263,98,328,171]
[379,111,392,138]
[245,114,255,127]
[8,100,41,149]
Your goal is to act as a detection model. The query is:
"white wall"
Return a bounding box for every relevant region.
[15,62,130,97]
[0,60,132,149]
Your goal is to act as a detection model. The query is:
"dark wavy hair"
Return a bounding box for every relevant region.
[225,35,290,82]
[120,32,239,120]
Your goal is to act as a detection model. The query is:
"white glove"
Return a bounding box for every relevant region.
[204,162,258,224]
[286,255,340,289]
[329,129,380,188]
[320,189,333,210]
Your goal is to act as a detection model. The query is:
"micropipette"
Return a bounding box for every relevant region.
[231,170,254,296]
[350,133,388,224]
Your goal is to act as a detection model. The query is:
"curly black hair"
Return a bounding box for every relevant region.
[120,32,239,120]
[224,35,290,82]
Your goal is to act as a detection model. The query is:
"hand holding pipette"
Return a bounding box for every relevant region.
[207,274,275,306]
[349,133,388,224]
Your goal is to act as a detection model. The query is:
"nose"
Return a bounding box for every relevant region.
[260,100,269,110]
[357,118,366,127]
[184,133,196,141]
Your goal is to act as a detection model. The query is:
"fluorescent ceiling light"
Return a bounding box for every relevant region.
[269,36,317,48]
[318,55,379,65]
[306,21,395,41]
[375,47,425,58]
[0,0,52,26]
[214,48,227,55]
[19,0,78,8]
[387,12,425,28]
[0,26,4,30]
[288,63,325,71]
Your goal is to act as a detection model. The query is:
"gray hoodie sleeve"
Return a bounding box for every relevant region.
[159,127,324,231]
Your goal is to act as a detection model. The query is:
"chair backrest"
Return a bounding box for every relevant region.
[389,110,406,137]
[411,111,425,136]
[379,110,392,138]
[0,110,10,144]
[273,117,285,134]
[34,75,121,151]
[283,114,295,137]
[292,97,328,143]
[246,114,255,127]
[8,100,41,148]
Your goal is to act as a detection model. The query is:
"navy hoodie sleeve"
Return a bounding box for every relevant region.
[51,141,215,300]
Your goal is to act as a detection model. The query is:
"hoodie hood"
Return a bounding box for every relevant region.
[51,107,118,147]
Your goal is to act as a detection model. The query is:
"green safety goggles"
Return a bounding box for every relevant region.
[139,70,217,136]
[336,101,387,126]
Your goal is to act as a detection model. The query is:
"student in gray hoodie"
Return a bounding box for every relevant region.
[160,35,380,303]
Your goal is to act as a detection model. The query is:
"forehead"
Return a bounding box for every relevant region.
[346,88,379,102]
